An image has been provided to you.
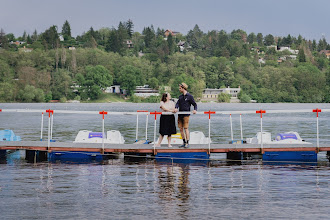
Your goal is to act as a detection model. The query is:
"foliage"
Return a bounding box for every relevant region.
[0,21,329,103]
[218,93,231,103]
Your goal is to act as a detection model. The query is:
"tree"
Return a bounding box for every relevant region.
[143,26,155,48]
[298,48,306,62]
[0,28,9,49]
[106,29,121,53]
[247,32,257,44]
[264,34,274,46]
[218,93,231,103]
[62,20,72,40]
[256,33,263,46]
[42,25,59,49]
[126,19,134,38]
[118,65,144,95]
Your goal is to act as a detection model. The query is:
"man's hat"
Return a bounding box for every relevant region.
[180,82,188,90]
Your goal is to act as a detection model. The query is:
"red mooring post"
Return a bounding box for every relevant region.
[204,110,215,154]
[150,111,162,154]
[99,111,108,153]
[256,110,266,152]
[313,108,322,152]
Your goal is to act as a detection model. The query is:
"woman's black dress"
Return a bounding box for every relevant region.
[159,115,176,136]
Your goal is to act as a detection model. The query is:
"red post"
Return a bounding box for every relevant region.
[46,109,54,117]
[99,111,108,119]
[313,108,321,117]
[150,111,162,120]
[256,110,266,118]
[204,110,215,119]
[0,109,2,112]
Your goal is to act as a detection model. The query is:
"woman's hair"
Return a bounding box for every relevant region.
[161,93,168,102]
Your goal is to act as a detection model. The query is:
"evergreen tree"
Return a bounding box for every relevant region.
[42,25,59,49]
[257,33,263,46]
[32,29,38,42]
[247,32,257,44]
[0,29,9,49]
[298,48,306,62]
[143,26,155,48]
[218,30,228,48]
[264,34,274,46]
[126,19,134,38]
[62,20,72,40]
[106,29,120,53]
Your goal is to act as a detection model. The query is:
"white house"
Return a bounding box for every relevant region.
[134,85,159,98]
[202,86,241,100]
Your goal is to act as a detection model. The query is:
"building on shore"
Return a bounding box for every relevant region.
[134,85,159,98]
[202,86,241,101]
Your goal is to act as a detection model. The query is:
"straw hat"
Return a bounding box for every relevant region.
[180,82,188,90]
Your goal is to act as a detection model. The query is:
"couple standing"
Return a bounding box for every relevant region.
[155,82,197,148]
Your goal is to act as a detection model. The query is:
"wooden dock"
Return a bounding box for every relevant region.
[1,141,329,154]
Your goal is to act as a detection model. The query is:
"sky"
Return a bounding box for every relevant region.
[1,0,330,42]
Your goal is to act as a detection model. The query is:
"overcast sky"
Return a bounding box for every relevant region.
[1,0,330,42]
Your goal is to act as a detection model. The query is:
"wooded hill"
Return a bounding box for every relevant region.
[0,20,329,103]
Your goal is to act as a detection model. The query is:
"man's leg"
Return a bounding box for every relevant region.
[183,116,190,148]
[178,117,186,147]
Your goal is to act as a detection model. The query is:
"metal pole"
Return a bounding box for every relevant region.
[47,114,50,149]
[136,114,139,142]
[50,113,54,141]
[102,116,105,152]
[208,117,211,154]
[230,114,233,143]
[145,114,149,142]
[240,114,243,143]
[40,112,44,141]
[260,116,263,149]
[316,115,319,149]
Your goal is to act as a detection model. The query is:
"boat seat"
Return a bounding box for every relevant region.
[107,130,125,144]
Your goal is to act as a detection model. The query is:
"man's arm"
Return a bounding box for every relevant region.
[190,94,197,113]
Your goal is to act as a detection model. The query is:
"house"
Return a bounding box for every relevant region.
[18,46,33,53]
[177,40,186,52]
[164,29,180,38]
[319,50,330,59]
[125,40,133,48]
[105,85,123,94]
[278,46,299,54]
[10,41,25,45]
[202,87,241,101]
[134,85,159,98]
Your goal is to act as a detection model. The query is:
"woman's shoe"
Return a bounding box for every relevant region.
[154,144,161,147]
[168,145,173,148]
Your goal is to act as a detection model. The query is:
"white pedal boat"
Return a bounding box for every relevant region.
[246,131,312,144]
[74,130,125,144]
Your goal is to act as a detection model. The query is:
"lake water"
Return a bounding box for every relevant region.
[0,103,330,219]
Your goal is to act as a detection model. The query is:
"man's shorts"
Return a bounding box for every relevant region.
[178,116,190,129]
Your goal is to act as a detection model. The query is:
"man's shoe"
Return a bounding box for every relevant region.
[179,144,186,148]
[184,144,190,148]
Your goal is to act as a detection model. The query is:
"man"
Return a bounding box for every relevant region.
[174,82,197,148]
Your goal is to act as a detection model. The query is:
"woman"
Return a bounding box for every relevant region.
[155,93,177,147]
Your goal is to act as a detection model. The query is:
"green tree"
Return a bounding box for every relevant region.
[264,34,275,46]
[42,25,59,49]
[126,19,134,38]
[62,20,72,40]
[298,48,306,62]
[118,65,144,96]
[218,93,231,103]
[256,33,263,46]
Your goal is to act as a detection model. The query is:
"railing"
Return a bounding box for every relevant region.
[1,108,329,154]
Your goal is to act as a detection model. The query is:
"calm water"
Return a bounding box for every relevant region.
[0,103,330,219]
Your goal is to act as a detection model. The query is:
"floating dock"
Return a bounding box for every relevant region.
[1,107,329,162]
